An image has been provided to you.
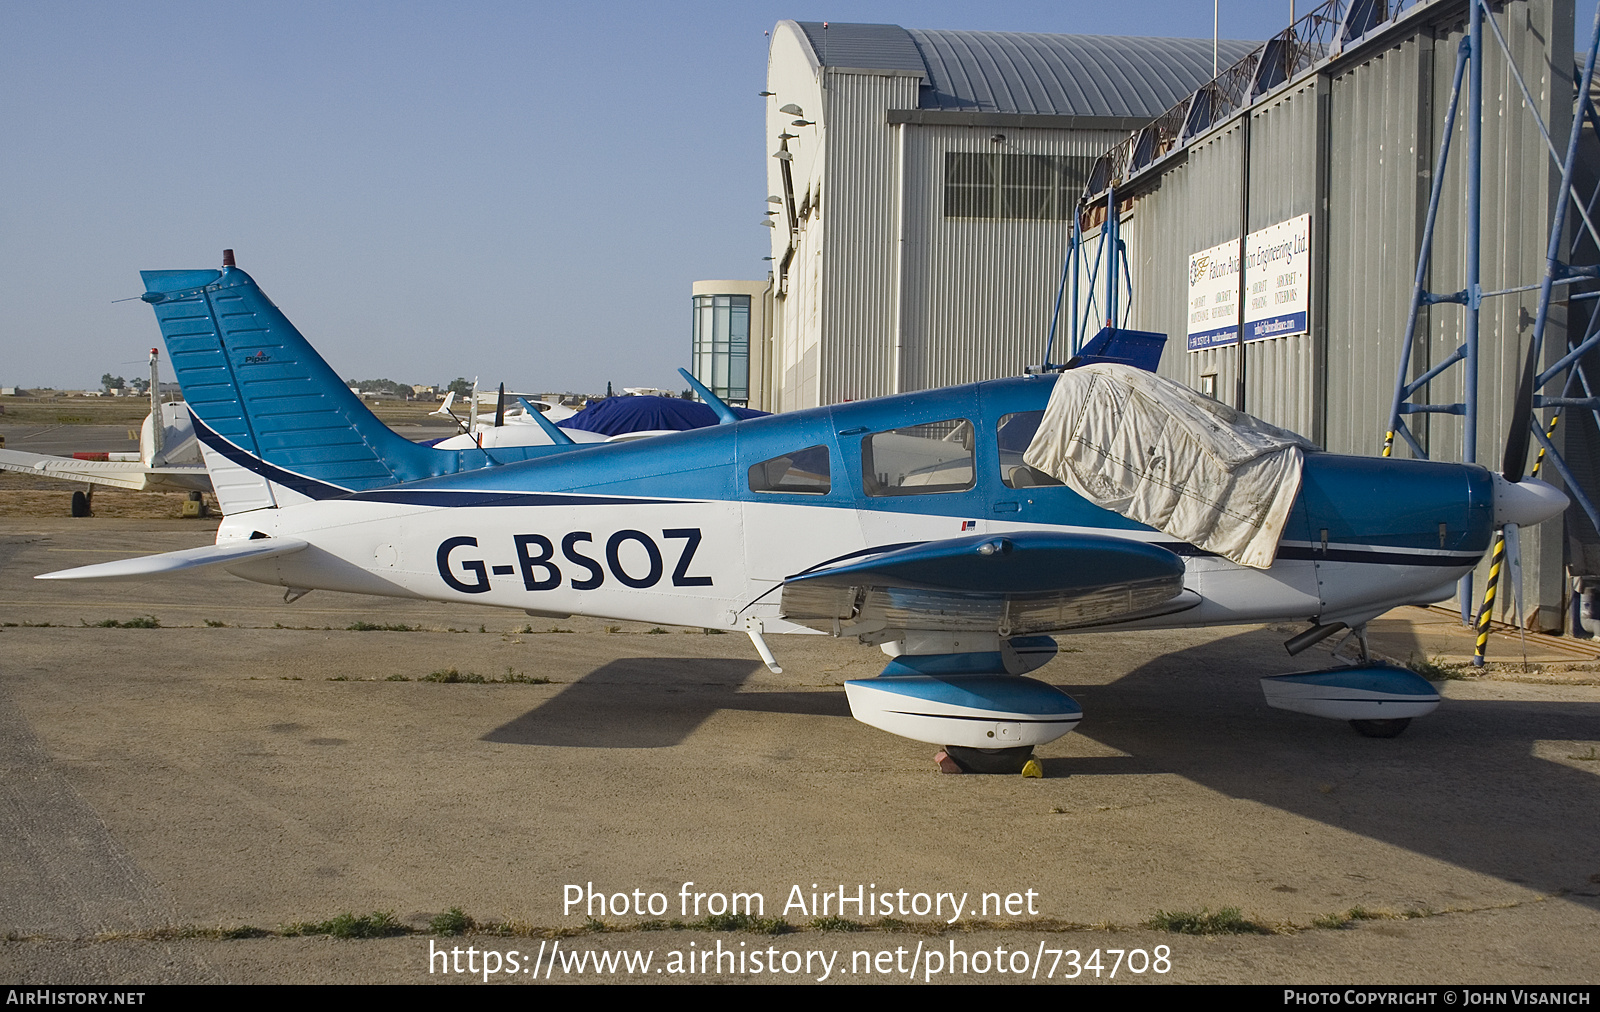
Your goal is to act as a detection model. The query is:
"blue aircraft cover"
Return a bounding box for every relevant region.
[560,395,767,435]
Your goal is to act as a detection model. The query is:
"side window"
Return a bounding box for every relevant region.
[748,445,830,494]
[997,411,1063,489]
[862,419,975,496]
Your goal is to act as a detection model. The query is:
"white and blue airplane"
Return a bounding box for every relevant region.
[38,257,1570,772]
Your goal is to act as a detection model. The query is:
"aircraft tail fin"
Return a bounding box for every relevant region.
[139,261,494,497]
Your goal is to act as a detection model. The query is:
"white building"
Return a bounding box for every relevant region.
[759,21,1255,411]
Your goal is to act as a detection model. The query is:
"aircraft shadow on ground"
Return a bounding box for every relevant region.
[481,656,850,748]
[1049,626,1600,910]
[481,629,1600,907]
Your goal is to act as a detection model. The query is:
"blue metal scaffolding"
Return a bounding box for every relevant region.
[1382,0,1600,658]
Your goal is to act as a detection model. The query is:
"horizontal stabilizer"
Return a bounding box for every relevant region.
[36,537,308,581]
[0,448,209,493]
[1064,326,1167,372]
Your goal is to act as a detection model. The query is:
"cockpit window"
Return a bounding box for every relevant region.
[748,445,831,494]
[997,411,1064,489]
[861,419,975,496]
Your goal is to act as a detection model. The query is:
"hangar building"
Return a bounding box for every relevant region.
[695,0,1595,634]
[757,22,1256,411]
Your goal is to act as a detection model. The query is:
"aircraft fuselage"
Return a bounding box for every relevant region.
[221,375,1495,640]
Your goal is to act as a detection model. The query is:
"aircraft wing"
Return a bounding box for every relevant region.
[35,537,308,581]
[0,448,211,493]
[778,532,1196,637]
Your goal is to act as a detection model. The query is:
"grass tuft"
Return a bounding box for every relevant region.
[420,666,549,684]
[690,913,793,935]
[646,627,668,634]
[219,925,270,939]
[282,911,406,939]
[423,667,485,683]
[1144,907,1270,935]
[84,616,159,628]
[384,674,411,682]
[809,915,863,932]
[429,908,474,936]
[346,622,420,632]
[1408,655,1469,680]
[204,620,227,628]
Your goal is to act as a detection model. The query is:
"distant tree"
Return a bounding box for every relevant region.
[100,373,125,393]
[345,378,412,399]
[129,377,150,396]
[447,377,474,398]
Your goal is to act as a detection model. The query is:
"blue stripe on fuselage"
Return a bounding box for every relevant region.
[293,375,1496,563]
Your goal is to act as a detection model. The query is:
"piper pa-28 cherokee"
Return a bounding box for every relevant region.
[40,256,1570,773]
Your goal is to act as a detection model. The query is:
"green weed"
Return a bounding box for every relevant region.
[84,616,159,628]
[346,622,420,632]
[688,913,792,935]
[1144,907,1270,935]
[810,916,863,932]
[219,925,270,939]
[423,667,485,683]
[429,908,474,936]
[1408,655,1468,680]
[282,911,405,939]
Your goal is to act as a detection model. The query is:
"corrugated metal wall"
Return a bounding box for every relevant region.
[896,125,1126,394]
[817,71,920,404]
[1106,0,1574,628]
[766,0,1583,628]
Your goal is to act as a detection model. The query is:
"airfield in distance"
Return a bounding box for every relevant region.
[1,476,1599,984]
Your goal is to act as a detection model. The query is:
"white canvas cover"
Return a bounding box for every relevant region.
[1023,363,1316,569]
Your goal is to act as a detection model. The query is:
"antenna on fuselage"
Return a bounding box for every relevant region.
[517,396,575,446]
[676,367,739,425]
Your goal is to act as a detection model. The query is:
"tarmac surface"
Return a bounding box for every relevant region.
[1,514,1598,984]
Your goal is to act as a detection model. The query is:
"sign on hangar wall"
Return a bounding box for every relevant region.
[1186,214,1310,352]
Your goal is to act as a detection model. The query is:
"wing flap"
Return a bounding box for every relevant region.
[36,537,308,581]
[780,532,1191,636]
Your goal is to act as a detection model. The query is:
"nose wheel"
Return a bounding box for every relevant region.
[1350,718,1411,738]
[937,745,1035,774]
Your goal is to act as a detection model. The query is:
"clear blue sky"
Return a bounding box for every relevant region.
[1,1,1592,394]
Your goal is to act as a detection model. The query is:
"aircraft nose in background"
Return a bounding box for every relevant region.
[1491,474,1569,528]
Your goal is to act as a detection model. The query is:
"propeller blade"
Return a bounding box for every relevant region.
[1501,330,1541,481]
[495,383,506,427]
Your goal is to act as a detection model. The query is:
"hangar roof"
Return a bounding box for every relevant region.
[790,21,1259,118]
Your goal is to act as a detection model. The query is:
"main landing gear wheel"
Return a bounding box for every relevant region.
[942,745,1035,774]
[70,491,91,517]
[1349,718,1411,738]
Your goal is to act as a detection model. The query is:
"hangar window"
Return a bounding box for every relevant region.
[944,153,1091,221]
[862,419,975,496]
[997,411,1064,489]
[749,445,831,494]
[691,294,750,404]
